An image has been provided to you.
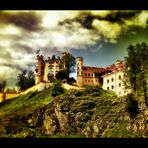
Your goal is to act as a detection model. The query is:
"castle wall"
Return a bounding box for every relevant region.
[102,71,128,96]
[36,55,62,83]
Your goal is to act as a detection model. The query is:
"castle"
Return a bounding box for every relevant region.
[35,54,64,84]
[35,54,128,96]
[76,57,128,96]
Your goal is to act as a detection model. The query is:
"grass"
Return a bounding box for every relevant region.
[0,88,53,116]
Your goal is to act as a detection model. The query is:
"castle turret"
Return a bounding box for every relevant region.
[76,57,83,86]
[35,55,45,84]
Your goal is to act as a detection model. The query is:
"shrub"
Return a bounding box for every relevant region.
[83,85,103,95]
[51,80,65,97]
[126,93,140,119]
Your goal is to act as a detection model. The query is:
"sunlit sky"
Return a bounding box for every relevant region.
[0,10,148,87]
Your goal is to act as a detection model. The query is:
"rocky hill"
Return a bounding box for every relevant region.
[0,85,147,138]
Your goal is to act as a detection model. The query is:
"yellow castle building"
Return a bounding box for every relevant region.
[35,54,64,84]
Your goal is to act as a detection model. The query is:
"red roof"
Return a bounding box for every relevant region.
[105,61,125,72]
[82,66,106,73]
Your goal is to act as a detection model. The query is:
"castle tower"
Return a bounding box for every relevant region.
[35,55,45,84]
[76,57,83,86]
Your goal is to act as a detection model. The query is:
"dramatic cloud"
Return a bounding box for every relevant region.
[0,11,42,31]
[0,10,148,87]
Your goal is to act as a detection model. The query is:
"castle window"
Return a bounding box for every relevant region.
[107,87,109,90]
[119,83,121,87]
[88,73,90,76]
[118,75,121,80]
[111,78,114,82]
[91,74,93,77]
[123,74,125,78]
[111,85,114,89]
[107,79,109,83]
[85,73,87,76]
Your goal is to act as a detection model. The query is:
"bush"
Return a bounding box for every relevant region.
[126,93,140,119]
[51,80,65,97]
[83,85,103,96]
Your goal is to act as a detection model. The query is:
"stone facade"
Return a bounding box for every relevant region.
[76,57,106,87]
[35,55,63,84]
[76,57,129,96]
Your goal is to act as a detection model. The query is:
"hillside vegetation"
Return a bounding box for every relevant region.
[0,85,148,138]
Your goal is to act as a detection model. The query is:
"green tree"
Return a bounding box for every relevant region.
[16,70,27,91]
[16,70,35,91]
[0,80,7,101]
[124,42,148,106]
[0,80,7,93]
[27,70,35,88]
[59,52,76,80]
[51,80,65,97]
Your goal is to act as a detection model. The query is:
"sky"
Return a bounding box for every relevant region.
[0,10,148,87]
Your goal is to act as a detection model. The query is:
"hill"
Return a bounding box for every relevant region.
[0,85,147,138]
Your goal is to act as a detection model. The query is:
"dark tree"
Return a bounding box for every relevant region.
[27,70,35,88]
[16,70,27,91]
[56,70,67,81]
[1,80,7,92]
[124,42,148,106]
[58,52,76,80]
[0,83,2,92]
[51,80,65,97]
[16,70,35,91]
[0,80,7,101]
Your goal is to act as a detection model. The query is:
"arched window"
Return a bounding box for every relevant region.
[107,79,109,83]
[118,75,121,80]
[111,85,114,89]
[119,83,121,87]
[111,77,114,82]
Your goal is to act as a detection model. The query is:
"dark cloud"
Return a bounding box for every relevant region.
[58,12,95,30]
[0,11,42,32]
[104,11,142,23]
[58,11,142,30]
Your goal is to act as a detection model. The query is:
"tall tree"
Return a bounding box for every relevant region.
[16,70,35,91]
[16,70,27,91]
[0,80,7,92]
[27,70,35,88]
[124,42,148,106]
[0,80,7,101]
[58,52,76,80]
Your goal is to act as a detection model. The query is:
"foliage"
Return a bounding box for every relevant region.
[83,85,104,96]
[56,70,67,81]
[16,70,35,91]
[51,80,65,97]
[58,52,76,80]
[126,93,139,119]
[0,80,7,93]
[124,42,148,106]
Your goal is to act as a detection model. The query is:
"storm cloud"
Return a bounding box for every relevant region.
[0,11,42,31]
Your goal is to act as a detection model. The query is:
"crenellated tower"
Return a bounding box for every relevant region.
[35,55,45,84]
[76,57,83,86]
